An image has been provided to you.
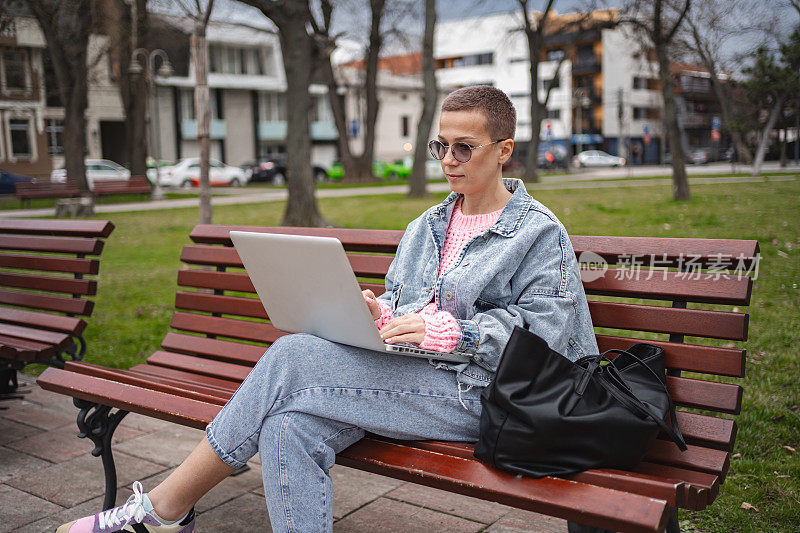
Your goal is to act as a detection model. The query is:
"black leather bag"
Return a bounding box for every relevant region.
[474,326,687,478]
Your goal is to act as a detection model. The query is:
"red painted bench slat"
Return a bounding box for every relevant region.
[0,288,93,316]
[0,272,96,296]
[0,234,104,255]
[0,253,100,275]
[0,219,114,238]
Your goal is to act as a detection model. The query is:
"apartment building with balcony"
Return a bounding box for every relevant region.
[433,9,666,164]
[0,18,50,177]
[149,15,337,169]
[671,63,726,156]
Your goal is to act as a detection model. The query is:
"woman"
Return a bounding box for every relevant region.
[57,85,598,533]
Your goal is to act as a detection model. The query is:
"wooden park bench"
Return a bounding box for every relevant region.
[36,224,759,532]
[93,176,152,200]
[15,180,81,207]
[0,219,114,398]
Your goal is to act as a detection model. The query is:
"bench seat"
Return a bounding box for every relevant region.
[37,224,758,532]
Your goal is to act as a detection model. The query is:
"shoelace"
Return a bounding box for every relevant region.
[98,481,148,529]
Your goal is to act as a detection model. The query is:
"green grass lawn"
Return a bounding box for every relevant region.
[22,178,800,531]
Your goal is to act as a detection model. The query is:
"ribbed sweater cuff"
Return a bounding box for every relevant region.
[419,305,462,353]
[374,299,393,330]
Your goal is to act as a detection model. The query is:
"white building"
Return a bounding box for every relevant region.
[433,9,665,163]
[151,16,338,169]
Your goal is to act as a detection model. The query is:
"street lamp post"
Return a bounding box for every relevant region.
[573,87,590,156]
[129,48,173,201]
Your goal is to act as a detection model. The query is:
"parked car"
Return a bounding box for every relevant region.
[382,158,412,180]
[51,159,131,185]
[242,157,328,184]
[147,158,248,188]
[664,149,711,165]
[539,145,568,169]
[689,148,710,165]
[327,161,390,181]
[572,150,626,168]
[0,169,34,195]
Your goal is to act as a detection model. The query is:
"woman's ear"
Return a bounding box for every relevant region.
[498,139,514,164]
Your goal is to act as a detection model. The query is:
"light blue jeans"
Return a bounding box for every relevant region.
[205,333,483,532]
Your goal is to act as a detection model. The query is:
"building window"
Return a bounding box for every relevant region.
[447,52,494,68]
[633,76,648,90]
[46,118,64,155]
[546,49,564,61]
[180,89,221,120]
[9,118,32,158]
[2,49,28,91]
[401,115,409,137]
[633,107,648,120]
[546,108,561,120]
[209,45,266,75]
[509,57,528,63]
[309,95,332,123]
[542,76,560,91]
[258,91,286,122]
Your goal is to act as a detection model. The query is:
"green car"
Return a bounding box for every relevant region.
[326,161,392,181]
[382,157,413,180]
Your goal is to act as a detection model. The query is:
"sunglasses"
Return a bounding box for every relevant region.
[428,139,505,163]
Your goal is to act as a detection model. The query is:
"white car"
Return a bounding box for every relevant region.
[147,158,248,188]
[573,150,626,168]
[51,159,131,185]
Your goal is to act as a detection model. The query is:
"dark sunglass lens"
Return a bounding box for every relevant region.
[452,142,472,163]
[428,140,445,160]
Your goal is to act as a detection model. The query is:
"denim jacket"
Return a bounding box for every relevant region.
[377,178,599,388]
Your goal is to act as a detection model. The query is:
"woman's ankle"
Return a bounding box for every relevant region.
[147,490,191,523]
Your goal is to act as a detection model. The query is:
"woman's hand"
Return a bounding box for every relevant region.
[362,289,381,320]
[380,314,426,345]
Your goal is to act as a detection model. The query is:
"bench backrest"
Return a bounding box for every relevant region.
[0,219,115,318]
[93,176,152,193]
[162,224,757,505]
[15,180,81,197]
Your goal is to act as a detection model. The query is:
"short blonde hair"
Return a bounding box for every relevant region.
[441,85,516,140]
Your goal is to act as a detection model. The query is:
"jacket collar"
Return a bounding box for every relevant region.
[430,178,533,238]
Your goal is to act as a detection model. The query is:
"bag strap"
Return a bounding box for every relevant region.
[595,348,688,452]
[600,374,688,451]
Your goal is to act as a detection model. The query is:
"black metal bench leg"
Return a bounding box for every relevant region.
[74,398,129,510]
[666,508,680,533]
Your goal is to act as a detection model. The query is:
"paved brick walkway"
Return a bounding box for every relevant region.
[1,374,565,532]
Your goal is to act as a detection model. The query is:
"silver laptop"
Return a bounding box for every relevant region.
[229,231,471,363]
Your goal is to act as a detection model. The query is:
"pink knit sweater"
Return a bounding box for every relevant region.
[375,197,503,352]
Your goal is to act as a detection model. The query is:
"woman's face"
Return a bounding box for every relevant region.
[436,110,513,197]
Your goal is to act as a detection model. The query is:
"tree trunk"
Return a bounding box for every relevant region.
[63,90,89,195]
[29,0,91,195]
[343,0,386,184]
[522,22,542,183]
[779,129,787,167]
[108,0,148,175]
[752,93,785,176]
[277,11,327,226]
[192,28,212,224]
[408,0,436,198]
[321,59,358,181]
[704,59,753,165]
[656,44,690,200]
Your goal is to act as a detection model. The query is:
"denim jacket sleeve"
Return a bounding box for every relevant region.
[454,220,578,371]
